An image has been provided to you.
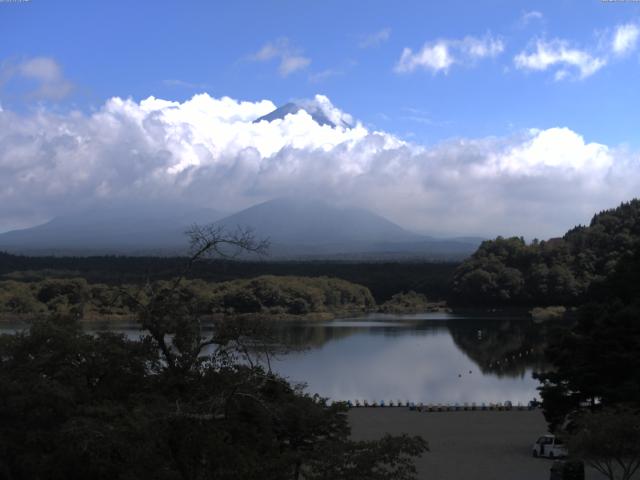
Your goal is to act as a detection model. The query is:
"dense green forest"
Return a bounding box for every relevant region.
[0,276,377,319]
[536,244,640,429]
[528,242,640,480]
[0,253,456,303]
[450,199,640,306]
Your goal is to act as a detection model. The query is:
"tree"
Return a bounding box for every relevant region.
[0,316,163,480]
[450,199,640,307]
[535,247,640,432]
[126,225,270,374]
[0,224,428,480]
[567,409,640,480]
[305,434,429,480]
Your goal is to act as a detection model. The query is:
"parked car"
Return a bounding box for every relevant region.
[533,434,568,458]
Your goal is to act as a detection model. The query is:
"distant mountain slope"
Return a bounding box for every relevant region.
[215,197,481,259]
[253,101,352,128]
[0,197,482,259]
[0,202,222,255]
[216,197,421,245]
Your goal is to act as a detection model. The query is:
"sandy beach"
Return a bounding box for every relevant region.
[349,409,617,480]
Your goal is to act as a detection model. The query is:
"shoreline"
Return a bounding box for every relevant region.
[0,303,545,324]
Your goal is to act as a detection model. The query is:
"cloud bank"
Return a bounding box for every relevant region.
[1,93,638,238]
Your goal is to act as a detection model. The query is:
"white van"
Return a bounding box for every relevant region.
[532,434,567,458]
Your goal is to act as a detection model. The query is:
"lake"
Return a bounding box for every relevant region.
[264,312,549,405]
[0,311,551,405]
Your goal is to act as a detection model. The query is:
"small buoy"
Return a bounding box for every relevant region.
[469,370,472,374]
[458,374,462,378]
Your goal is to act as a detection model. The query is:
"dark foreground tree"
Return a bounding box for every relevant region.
[534,247,640,480]
[566,409,640,480]
[0,226,427,480]
[535,246,640,432]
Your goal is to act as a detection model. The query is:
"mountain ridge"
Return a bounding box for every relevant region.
[0,197,482,259]
[253,100,352,129]
[0,202,222,254]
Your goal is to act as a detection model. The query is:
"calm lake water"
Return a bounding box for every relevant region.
[264,312,549,404]
[0,311,550,404]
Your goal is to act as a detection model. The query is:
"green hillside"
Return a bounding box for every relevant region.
[450,199,640,306]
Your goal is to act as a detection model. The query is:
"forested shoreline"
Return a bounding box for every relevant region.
[0,274,445,321]
[1,199,639,323]
[450,199,640,307]
[0,275,377,320]
[0,253,456,303]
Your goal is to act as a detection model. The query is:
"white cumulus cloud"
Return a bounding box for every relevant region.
[611,23,640,56]
[0,93,638,238]
[395,34,504,74]
[514,39,606,80]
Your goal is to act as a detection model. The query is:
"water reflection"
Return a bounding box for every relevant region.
[0,312,555,404]
[447,319,549,378]
[266,312,553,403]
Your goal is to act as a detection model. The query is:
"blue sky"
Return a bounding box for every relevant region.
[1,0,640,237]
[2,0,639,145]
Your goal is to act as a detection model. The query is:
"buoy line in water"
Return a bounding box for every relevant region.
[332,400,541,411]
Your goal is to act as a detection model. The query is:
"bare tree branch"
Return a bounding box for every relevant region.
[119,224,270,374]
